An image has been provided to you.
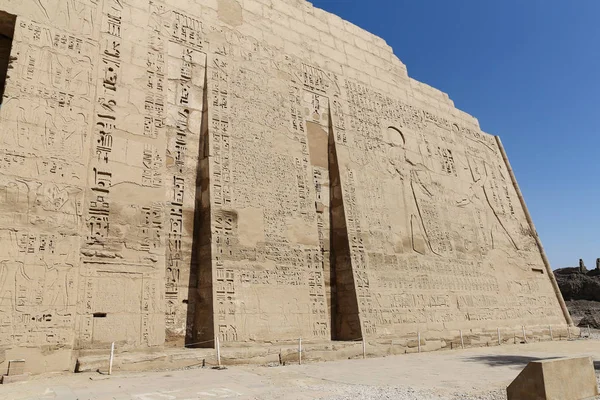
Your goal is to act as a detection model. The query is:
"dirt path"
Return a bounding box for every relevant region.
[2,340,599,400]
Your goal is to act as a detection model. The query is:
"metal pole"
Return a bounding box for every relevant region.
[417,332,421,353]
[460,330,464,349]
[362,337,366,359]
[298,337,302,365]
[549,325,553,341]
[495,137,574,327]
[522,326,526,343]
[497,328,501,345]
[216,335,221,367]
[588,325,592,338]
[108,342,115,375]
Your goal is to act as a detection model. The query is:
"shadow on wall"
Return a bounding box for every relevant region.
[0,10,16,104]
[462,355,559,369]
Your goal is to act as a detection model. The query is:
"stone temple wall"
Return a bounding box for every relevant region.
[0,0,570,373]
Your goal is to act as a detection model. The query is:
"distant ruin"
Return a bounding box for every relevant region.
[0,0,572,373]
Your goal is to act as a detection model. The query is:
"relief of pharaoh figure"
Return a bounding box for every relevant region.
[383,125,528,259]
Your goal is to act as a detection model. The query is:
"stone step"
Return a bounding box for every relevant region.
[76,348,213,373]
[75,340,371,373]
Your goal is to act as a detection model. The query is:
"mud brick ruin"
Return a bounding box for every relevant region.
[0,0,572,373]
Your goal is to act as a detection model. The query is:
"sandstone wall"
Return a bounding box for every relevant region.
[0,0,569,372]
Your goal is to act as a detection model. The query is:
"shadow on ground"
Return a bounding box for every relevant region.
[467,356,600,372]
[462,355,559,369]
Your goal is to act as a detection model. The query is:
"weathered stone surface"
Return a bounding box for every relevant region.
[0,373,29,385]
[507,357,598,400]
[0,0,570,373]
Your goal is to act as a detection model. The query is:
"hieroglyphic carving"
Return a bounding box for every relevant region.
[335,76,564,337]
[82,0,122,249]
[0,0,568,365]
[207,38,236,341]
[210,53,232,209]
[74,0,122,349]
[289,85,305,134]
[214,210,236,335]
[0,1,100,353]
[171,10,207,51]
[0,228,79,347]
[305,91,331,338]
[145,7,166,140]
[163,6,207,334]
[301,63,331,94]
[138,203,163,254]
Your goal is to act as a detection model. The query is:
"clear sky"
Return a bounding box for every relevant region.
[312,0,600,269]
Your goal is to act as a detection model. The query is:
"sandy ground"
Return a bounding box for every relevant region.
[2,339,600,400]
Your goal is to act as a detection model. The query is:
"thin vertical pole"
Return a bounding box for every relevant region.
[567,326,571,340]
[497,328,501,345]
[588,325,592,338]
[298,337,302,365]
[522,326,526,343]
[362,337,366,359]
[216,335,221,367]
[549,325,553,341]
[460,330,464,349]
[417,332,421,353]
[108,342,115,375]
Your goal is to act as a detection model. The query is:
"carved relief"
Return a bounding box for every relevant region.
[0,0,566,365]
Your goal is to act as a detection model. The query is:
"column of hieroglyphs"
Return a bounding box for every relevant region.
[160,4,206,341]
[202,22,236,343]
[77,0,167,349]
[299,63,334,339]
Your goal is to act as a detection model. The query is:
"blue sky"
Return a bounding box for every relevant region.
[312,0,600,269]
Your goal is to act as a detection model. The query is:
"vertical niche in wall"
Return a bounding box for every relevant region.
[327,110,363,341]
[305,98,363,342]
[187,60,215,348]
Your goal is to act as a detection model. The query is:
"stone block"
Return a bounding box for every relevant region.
[243,0,264,16]
[319,30,336,49]
[6,359,25,376]
[271,0,297,17]
[344,42,366,61]
[1,373,29,384]
[289,19,320,41]
[406,337,426,348]
[507,357,598,400]
[271,22,301,43]
[303,11,326,30]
